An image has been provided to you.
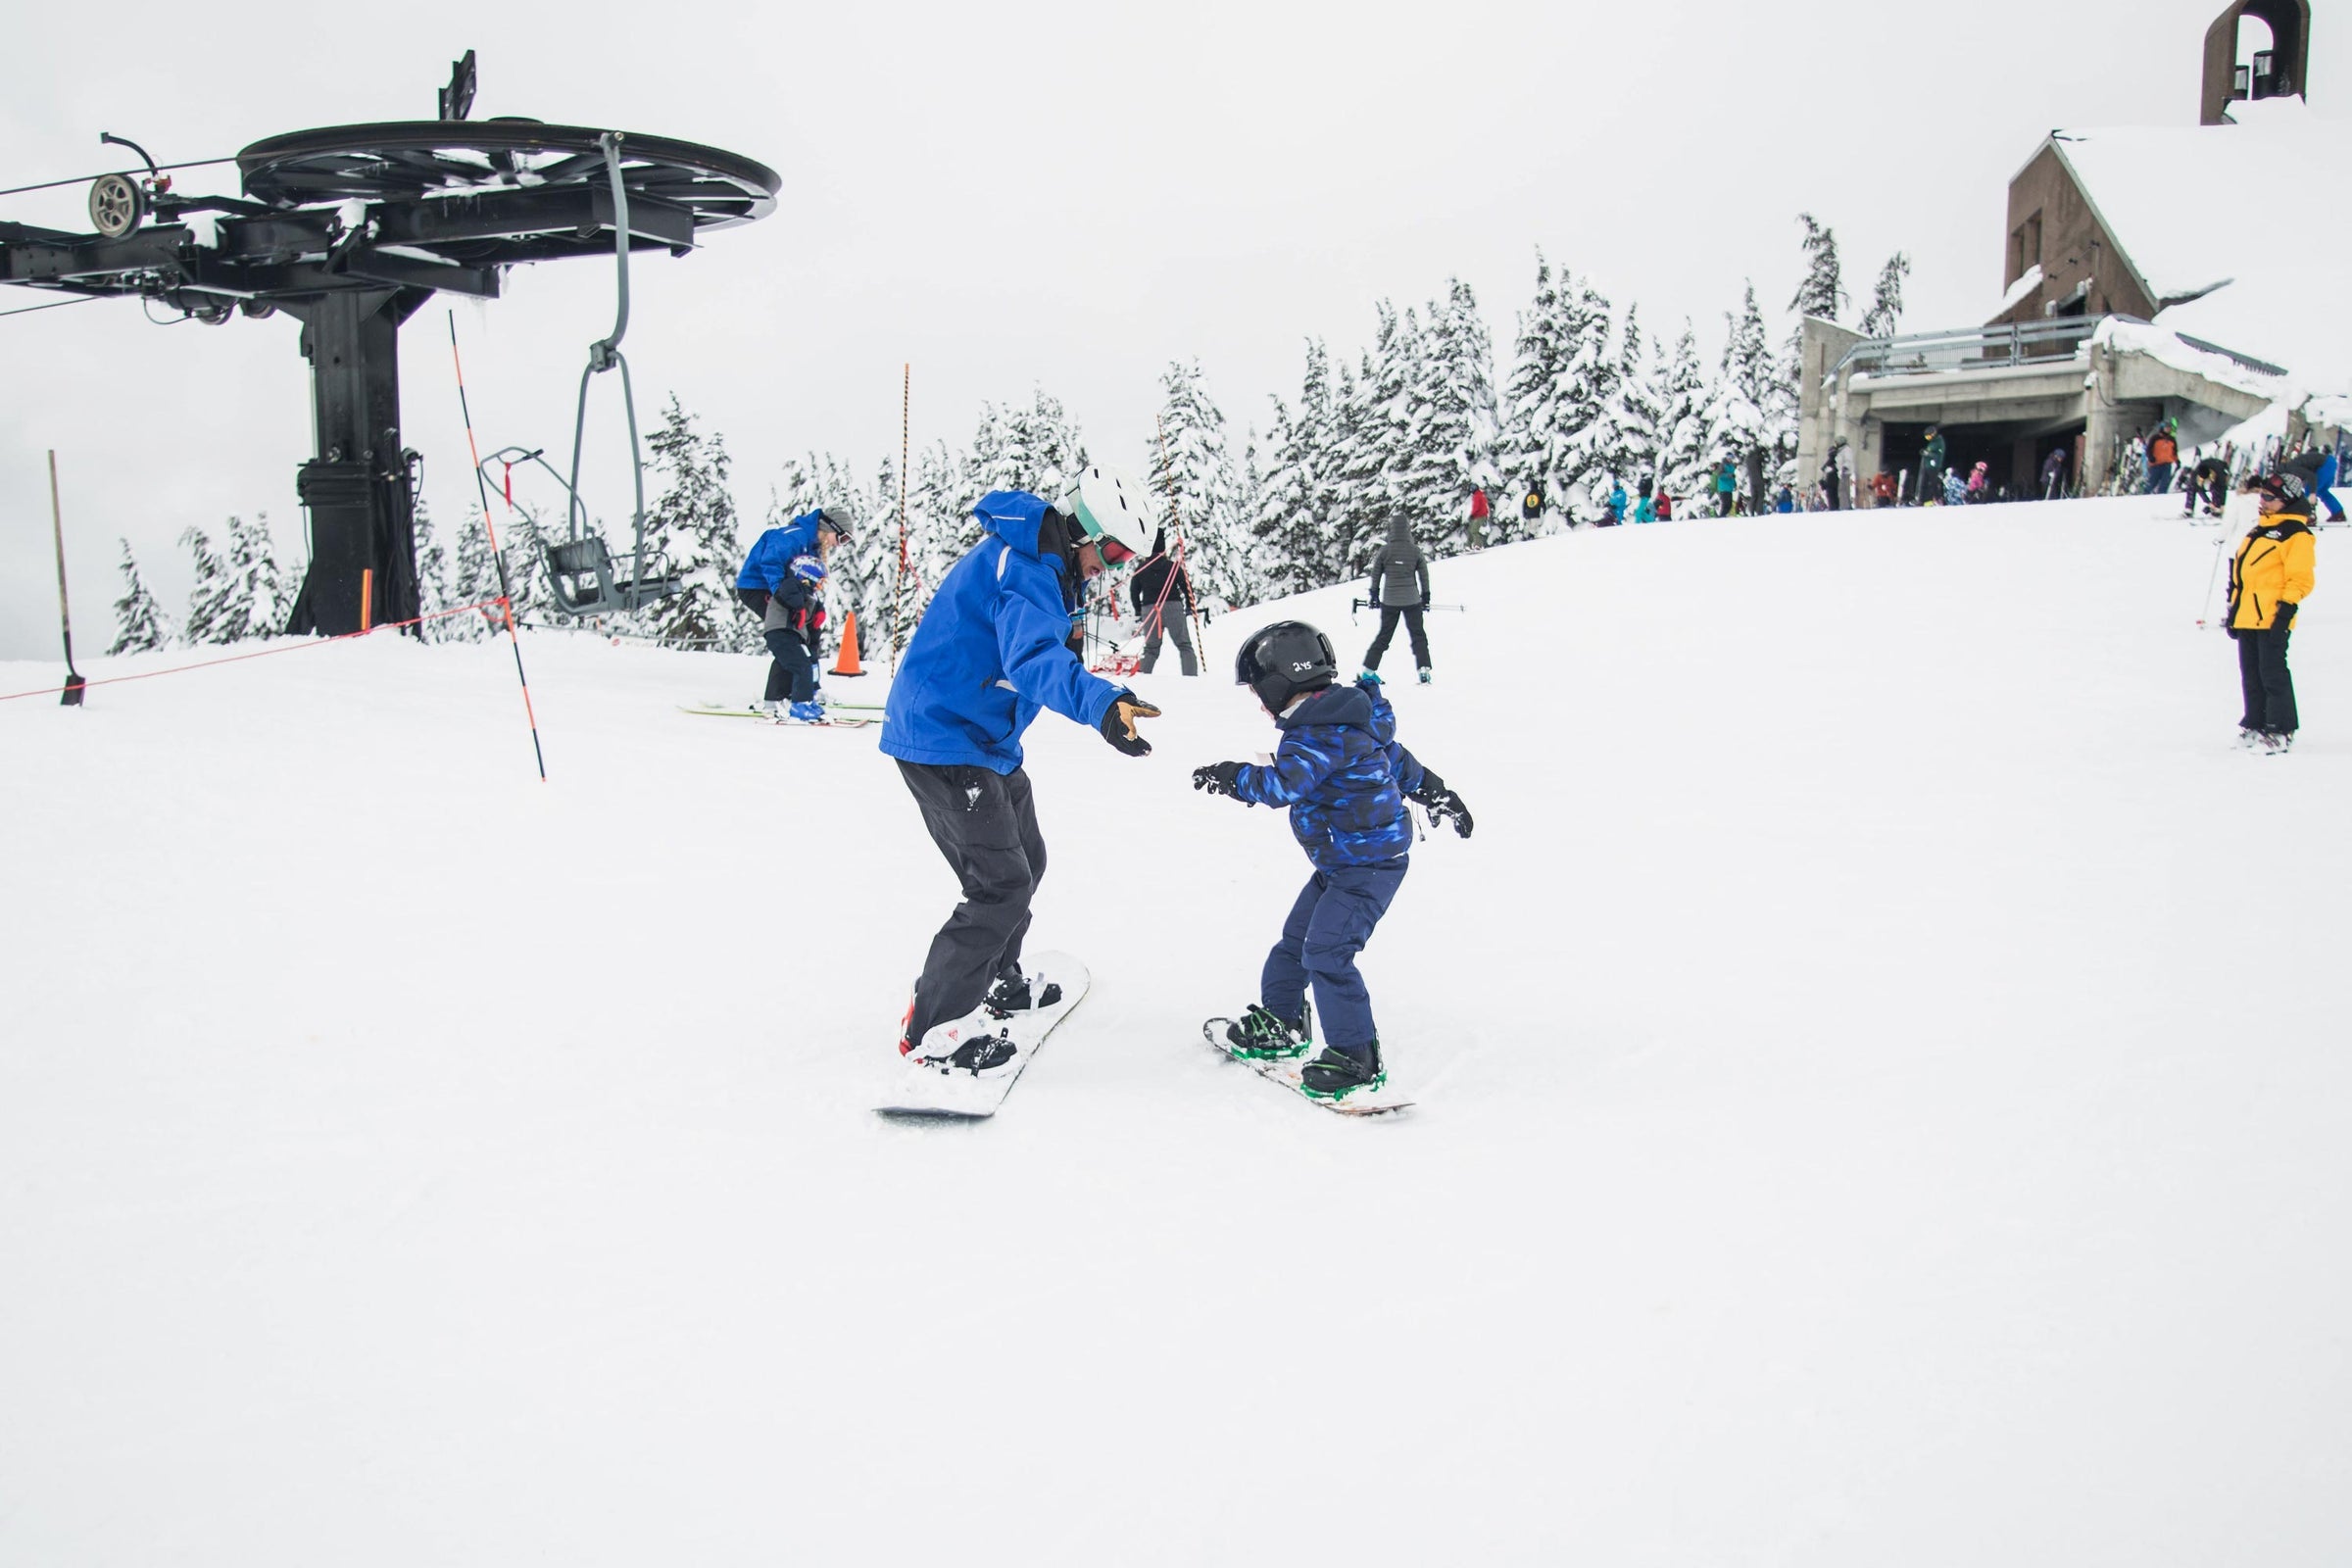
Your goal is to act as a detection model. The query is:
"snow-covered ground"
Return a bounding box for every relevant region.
[5,498,2348,1564]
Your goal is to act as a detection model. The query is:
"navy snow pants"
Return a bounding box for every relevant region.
[1260,859,1407,1052]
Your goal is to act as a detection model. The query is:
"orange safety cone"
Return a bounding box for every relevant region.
[831,610,867,676]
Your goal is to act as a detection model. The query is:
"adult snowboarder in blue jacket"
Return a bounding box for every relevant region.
[1192,622,1473,1101]
[882,488,1159,1073]
[736,508,849,720]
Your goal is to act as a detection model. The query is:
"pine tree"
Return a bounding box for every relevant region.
[1788,214,1847,323]
[1703,282,1778,513]
[217,514,288,640]
[1251,340,1342,597]
[108,538,172,654]
[1330,304,1419,574]
[1649,319,1714,502]
[180,522,237,645]
[413,499,456,642]
[639,395,747,650]
[1150,359,1256,610]
[1612,304,1664,492]
[1858,252,1912,339]
[1549,273,1620,521]
[1498,254,1569,541]
[1398,279,1499,557]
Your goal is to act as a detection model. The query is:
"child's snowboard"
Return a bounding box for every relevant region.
[1199,1018,1414,1118]
[875,953,1090,1120]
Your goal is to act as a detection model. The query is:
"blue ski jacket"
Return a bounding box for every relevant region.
[880,491,1122,774]
[737,512,823,593]
[1232,677,1429,870]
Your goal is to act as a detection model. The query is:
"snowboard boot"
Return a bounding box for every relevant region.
[2261,729,2296,756]
[984,966,1063,1016]
[1416,666,1433,685]
[1299,1040,1386,1100]
[1224,1004,1310,1060]
[2237,725,2264,750]
[908,1011,1019,1077]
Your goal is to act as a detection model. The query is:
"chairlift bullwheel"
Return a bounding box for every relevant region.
[236,122,780,257]
[87,172,146,238]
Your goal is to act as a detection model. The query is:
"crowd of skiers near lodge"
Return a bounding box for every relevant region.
[727,430,2336,1101]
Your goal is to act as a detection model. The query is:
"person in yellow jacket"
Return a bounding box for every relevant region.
[2229,471,2316,753]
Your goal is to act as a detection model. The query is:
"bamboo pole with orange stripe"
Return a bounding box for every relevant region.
[448,311,549,782]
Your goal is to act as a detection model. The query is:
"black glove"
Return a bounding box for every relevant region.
[1420,595,1431,611]
[1193,761,1245,798]
[2278,601,2299,628]
[1099,688,1160,758]
[1408,776,1474,839]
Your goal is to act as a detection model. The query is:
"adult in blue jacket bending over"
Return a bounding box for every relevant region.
[737,507,850,718]
[882,489,1159,1073]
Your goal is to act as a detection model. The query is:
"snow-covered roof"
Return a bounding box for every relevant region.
[2042,100,2352,390]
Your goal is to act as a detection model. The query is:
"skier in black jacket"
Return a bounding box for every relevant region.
[1128,527,1199,675]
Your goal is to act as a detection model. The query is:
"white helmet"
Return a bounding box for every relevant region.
[1055,464,1155,564]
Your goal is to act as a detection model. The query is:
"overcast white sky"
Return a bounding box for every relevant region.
[3,0,2342,660]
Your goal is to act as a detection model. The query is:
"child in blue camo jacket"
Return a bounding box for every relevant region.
[1192,619,1473,1099]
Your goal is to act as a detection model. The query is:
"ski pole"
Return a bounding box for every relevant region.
[47,451,86,706]
[1351,598,1468,612]
[2195,535,2229,630]
[448,311,549,782]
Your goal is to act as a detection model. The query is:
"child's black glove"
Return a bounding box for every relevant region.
[1099,689,1160,757]
[1193,761,1244,798]
[1407,774,1474,838]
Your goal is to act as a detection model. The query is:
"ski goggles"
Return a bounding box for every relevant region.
[1062,501,1137,564]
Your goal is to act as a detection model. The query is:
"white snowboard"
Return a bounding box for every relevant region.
[874,953,1090,1120]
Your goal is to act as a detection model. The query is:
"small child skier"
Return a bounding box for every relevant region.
[1192,621,1473,1100]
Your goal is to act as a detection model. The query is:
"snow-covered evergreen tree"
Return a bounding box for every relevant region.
[1498,254,1569,542]
[1858,252,1913,339]
[1150,359,1257,610]
[1648,319,1714,501]
[1548,273,1621,522]
[898,439,969,636]
[966,389,1087,518]
[1331,304,1421,573]
[216,514,288,641]
[413,500,458,643]
[1788,214,1848,324]
[639,395,747,650]
[1608,304,1662,495]
[1704,282,1779,512]
[108,538,172,654]
[179,523,237,645]
[1251,340,1342,597]
[1398,279,1499,557]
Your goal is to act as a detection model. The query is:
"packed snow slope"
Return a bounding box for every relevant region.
[5,498,2349,1565]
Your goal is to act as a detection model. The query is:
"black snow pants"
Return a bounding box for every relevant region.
[1363,607,1430,672]
[2237,623,2298,735]
[739,588,816,703]
[898,760,1048,1048]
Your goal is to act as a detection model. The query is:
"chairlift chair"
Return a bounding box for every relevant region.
[479,443,684,618]
[543,532,682,615]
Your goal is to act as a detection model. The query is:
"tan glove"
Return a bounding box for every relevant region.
[1099,690,1161,757]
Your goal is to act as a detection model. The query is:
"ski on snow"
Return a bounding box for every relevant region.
[874,953,1090,1120]
[678,703,880,728]
[1199,1018,1413,1117]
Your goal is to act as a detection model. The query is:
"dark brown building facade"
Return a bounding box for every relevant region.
[1990,143,2157,330]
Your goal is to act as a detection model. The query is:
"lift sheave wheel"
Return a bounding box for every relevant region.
[86,172,146,238]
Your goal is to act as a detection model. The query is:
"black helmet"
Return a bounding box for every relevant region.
[2257,471,2308,504]
[1235,620,1338,711]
